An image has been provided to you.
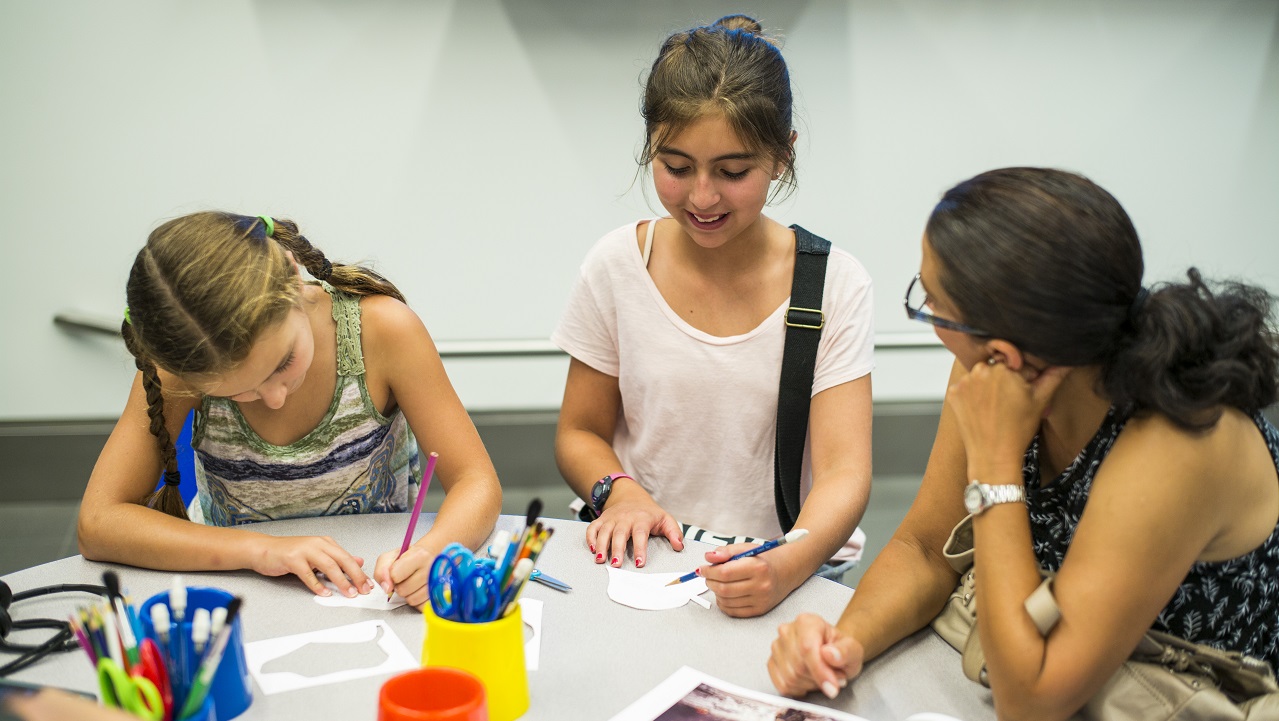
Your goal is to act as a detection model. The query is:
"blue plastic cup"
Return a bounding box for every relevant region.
[140,586,252,721]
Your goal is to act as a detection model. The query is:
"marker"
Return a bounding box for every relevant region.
[176,598,242,721]
[150,603,170,647]
[209,606,227,641]
[666,528,810,586]
[486,530,512,561]
[388,451,439,600]
[169,577,187,693]
[192,608,211,655]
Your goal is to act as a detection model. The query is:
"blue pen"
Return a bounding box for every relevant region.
[666,528,810,586]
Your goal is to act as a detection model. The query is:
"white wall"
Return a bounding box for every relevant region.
[2,0,1275,420]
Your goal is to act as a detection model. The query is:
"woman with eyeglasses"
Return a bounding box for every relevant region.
[767,167,1279,718]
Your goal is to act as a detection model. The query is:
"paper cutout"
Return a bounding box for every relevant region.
[312,579,407,611]
[245,619,417,695]
[606,567,712,611]
[260,623,390,678]
[519,598,543,671]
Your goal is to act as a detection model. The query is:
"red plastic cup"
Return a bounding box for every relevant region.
[378,667,488,721]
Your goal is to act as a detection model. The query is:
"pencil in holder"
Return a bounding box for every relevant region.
[422,604,528,721]
[140,586,252,721]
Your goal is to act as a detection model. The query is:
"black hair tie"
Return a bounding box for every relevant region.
[1127,287,1150,327]
[163,470,181,488]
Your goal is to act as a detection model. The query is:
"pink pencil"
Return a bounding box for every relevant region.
[388,451,438,599]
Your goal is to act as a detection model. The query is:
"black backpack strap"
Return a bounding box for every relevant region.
[774,224,830,533]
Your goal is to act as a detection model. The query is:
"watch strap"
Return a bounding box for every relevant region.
[985,484,1025,506]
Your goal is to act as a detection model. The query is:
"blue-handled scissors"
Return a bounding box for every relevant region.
[429,543,503,623]
[98,657,164,721]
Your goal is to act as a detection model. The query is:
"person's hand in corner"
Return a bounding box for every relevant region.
[4,688,138,721]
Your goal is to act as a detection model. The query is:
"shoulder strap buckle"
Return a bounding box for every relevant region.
[784,306,824,330]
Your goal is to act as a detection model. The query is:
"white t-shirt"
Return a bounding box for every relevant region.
[552,219,875,560]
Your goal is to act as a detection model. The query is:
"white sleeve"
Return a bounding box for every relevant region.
[551,251,620,377]
[812,250,875,396]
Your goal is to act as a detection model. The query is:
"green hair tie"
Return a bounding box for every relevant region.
[124,306,131,325]
[257,215,275,238]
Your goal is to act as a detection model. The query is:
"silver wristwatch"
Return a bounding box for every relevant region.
[963,481,1025,515]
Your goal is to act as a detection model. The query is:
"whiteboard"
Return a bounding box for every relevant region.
[2,0,1275,419]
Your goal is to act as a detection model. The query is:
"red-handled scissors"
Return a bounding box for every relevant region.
[137,637,173,721]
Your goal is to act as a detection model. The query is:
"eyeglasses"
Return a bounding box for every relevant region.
[904,273,990,336]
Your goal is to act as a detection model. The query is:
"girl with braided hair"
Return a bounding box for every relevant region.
[78,212,501,608]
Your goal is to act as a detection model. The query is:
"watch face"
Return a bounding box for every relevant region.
[591,476,612,513]
[964,483,985,514]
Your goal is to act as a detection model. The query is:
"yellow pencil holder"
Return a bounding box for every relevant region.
[422,605,529,721]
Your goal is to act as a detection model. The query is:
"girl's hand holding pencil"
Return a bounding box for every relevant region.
[692,529,810,619]
[375,452,439,609]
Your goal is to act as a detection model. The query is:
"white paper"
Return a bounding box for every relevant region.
[312,580,407,611]
[245,619,418,695]
[606,567,712,611]
[610,666,872,721]
[519,598,542,671]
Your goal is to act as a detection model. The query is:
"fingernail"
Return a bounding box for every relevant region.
[611,557,619,566]
[840,677,848,688]
[596,553,604,561]
[822,682,838,699]
[635,557,644,567]
[589,544,595,553]
[828,646,843,664]
[321,589,332,597]
[694,568,702,576]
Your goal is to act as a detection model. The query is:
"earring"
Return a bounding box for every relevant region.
[987,357,998,366]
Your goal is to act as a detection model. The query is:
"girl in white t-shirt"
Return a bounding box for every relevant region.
[552,15,875,617]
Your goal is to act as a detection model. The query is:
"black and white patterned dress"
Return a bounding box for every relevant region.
[1022,407,1279,668]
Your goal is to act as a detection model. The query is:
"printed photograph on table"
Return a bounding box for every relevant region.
[611,667,867,721]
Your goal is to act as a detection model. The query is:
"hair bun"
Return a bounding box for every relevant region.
[712,14,763,35]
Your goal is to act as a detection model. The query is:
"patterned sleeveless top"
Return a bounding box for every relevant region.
[1024,407,1279,667]
[190,283,421,526]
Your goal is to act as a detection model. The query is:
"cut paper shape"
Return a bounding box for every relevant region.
[606,567,712,611]
[519,597,543,671]
[312,580,407,611]
[245,619,417,695]
[261,623,389,678]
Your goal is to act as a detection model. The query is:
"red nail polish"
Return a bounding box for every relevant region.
[589,544,595,553]
[636,558,644,567]
[612,557,619,565]
[695,568,702,576]
[596,553,603,561]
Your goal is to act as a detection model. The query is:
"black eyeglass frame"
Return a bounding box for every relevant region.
[903,273,991,337]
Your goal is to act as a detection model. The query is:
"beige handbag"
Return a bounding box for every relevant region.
[931,515,1279,720]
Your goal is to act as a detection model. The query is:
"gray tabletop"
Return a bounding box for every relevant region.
[2,514,996,721]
